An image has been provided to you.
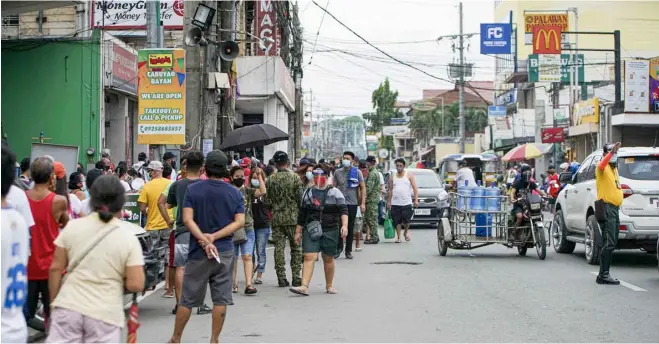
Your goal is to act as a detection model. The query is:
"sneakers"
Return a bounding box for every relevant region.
[278,278,290,287]
[197,304,212,314]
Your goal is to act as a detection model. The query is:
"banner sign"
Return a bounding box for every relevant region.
[572,97,600,125]
[91,0,184,29]
[533,26,562,54]
[524,13,569,46]
[650,57,659,113]
[494,88,517,106]
[541,128,565,143]
[480,23,512,55]
[123,193,142,225]
[255,0,281,56]
[528,54,584,83]
[624,60,650,113]
[110,43,138,95]
[488,105,507,117]
[137,49,186,145]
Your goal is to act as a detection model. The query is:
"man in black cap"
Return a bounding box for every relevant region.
[265,151,304,287]
[163,151,178,181]
[171,150,244,343]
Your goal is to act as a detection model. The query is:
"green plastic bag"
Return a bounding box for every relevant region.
[384,211,395,239]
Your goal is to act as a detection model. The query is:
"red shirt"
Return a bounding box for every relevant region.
[27,192,60,280]
[548,173,560,197]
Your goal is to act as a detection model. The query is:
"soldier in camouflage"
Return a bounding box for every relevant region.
[364,156,382,244]
[265,151,304,287]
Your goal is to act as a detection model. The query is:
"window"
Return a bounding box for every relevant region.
[618,156,659,181]
[408,172,441,189]
[2,15,19,26]
[575,156,593,183]
[584,156,601,181]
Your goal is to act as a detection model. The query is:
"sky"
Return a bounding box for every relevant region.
[298,0,495,117]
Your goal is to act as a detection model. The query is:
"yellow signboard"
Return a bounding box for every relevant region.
[137,49,186,145]
[524,13,569,33]
[573,97,600,125]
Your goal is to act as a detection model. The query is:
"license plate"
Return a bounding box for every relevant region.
[415,209,431,216]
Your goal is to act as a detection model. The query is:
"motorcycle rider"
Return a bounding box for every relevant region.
[509,164,547,237]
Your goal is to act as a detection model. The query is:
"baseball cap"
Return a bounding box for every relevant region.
[206,150,229,169]
[273,151,288,164]
[366,156,377,164]
[299,158,310,165]
[138,152,147,161]
[163,152,176,161]
[240,157,251,167]
[147,161,164,171]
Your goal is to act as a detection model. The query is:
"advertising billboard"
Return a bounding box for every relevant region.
[572,98,600,125]
[650,57,659,113]
[91,0,184,29]
[624,60,650,113]
[523,13,569,46]
[110,43,138,95]
[137,49,186,145]
[255,0,281,56]
[480,23,512,55]
[528,54,584,83]
[541,128,565,143]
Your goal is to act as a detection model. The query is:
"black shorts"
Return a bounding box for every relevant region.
[390,205,413,226]
[27,280,50,320]
[180,251,234,308]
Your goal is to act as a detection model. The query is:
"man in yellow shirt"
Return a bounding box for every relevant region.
[595,142,623,285]
[138,161,173,283]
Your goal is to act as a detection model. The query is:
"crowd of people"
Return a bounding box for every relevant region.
[2,143,411,343]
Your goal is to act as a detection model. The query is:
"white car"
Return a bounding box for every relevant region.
[552,147,659,264]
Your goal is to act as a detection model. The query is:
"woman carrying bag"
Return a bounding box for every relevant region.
[290,164,348,296]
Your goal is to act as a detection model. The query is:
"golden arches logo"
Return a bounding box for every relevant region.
[534,28,560,51]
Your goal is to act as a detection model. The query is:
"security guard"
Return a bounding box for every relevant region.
[265,151,304,287]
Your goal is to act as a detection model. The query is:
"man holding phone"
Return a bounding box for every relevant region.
[595,142,623,285]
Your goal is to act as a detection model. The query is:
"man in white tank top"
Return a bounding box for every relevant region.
[386,158,418,243]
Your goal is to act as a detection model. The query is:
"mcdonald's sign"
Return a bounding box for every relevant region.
[533,25,561,54]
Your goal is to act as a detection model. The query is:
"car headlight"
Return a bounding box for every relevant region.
[530,203,541,210]
[437,191,448,202]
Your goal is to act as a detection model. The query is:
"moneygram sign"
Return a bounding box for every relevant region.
[91,0,184,30]
[137,49,186,145]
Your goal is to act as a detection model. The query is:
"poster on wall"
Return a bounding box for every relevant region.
[650,57,659,113]
[137,49,186,145]
[623,60,650,113]
[91,0,185,29]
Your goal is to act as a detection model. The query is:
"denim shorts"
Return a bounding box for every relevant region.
[234,229,256,257]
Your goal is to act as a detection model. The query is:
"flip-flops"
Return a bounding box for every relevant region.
[326,287,338,294]
[289,286,309,296]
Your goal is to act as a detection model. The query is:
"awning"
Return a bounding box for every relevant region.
[611,113,659,127]
[419,146,435,157]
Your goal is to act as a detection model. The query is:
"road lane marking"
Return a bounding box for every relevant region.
[589,272,647,292]
[123,281,166,309]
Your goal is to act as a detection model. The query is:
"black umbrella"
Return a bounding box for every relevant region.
[218,124,290,150]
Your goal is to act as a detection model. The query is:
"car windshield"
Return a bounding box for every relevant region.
[408,171,442,188]
[617,156,659,181]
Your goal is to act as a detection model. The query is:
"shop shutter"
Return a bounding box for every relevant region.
[620,127,659,147]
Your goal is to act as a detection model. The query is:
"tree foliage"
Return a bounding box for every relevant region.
[362,79,403,150]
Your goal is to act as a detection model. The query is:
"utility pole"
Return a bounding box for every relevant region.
[458,1,466,153]
[201,1,219,151]
[146,1,159,48]
[215,0,234,149]
[184,1,202,149]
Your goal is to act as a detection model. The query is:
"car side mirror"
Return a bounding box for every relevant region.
[559,172,572,184]
[444,184,451,191]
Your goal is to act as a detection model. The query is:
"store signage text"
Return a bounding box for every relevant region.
[256,0,281,56]
[91,0,184,29]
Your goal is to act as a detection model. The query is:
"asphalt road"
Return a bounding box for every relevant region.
[119,225,659,343]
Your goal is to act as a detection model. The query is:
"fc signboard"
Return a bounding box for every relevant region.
[480,23,512,55]
[533,26,561,54]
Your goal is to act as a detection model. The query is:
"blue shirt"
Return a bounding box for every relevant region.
[183,179,245,259]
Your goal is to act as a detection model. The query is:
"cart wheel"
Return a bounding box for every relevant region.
[437,221,448,256]
[517,246,528,256]
[535,227,547,260]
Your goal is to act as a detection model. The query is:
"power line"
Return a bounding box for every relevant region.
[308,0,330,66]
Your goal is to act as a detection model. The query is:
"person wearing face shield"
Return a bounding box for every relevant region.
[594,142,623,285]
[290,164,348,296]
[509,164,546,233]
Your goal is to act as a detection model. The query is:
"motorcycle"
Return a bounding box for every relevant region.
[511,190,547,260]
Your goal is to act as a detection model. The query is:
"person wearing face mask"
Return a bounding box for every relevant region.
[162,152,179,182]
[68,171,87,201]
[230,166,266,295]
[594,142,623,285]
[332,151,366,259]
[290,164,348,296]
[250,168,271,285]
[509,164,546,235]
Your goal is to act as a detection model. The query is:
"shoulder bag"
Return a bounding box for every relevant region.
[62,224,119,285]
[304,188,328,241]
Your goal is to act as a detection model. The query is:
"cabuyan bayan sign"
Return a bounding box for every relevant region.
[137,49,186,145]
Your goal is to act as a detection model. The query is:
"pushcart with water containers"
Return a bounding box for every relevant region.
[437,181,549,260]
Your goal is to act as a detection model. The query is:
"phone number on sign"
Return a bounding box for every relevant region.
[138,124,185,134]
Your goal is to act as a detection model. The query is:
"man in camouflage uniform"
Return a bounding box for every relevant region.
[364,156,382,244]
[265,151,304,287]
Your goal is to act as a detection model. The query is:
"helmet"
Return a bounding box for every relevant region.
[559,162,569,170]
[519,163,531,173]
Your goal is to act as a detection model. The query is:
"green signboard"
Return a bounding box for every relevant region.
[528,54,584,83]
[123,193,142,225]
[366,141,378,151]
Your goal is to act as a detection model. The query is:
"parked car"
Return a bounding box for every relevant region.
[552,147,659,264]
[384,168,449,227]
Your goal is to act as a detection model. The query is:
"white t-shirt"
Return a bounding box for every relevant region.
[120,180,132,192]
[455,167,477,187]
[1,207,29,344]
[80,198,93,216]
[52,214,144,327]
[131,178,145,191]
[68,194,82,216]
[6,186,35,228]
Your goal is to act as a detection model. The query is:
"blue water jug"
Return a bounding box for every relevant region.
[457,180,469,210]
[485,185,501,212]
[470,183,485,211]
[475,213,493,236]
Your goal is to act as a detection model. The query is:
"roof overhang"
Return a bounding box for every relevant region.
[504,71,528,84]
[611,113,659,127]
[1,1,82,16]
[568,123,599,137]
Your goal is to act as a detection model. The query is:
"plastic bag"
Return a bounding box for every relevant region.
[384,212,395,239]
